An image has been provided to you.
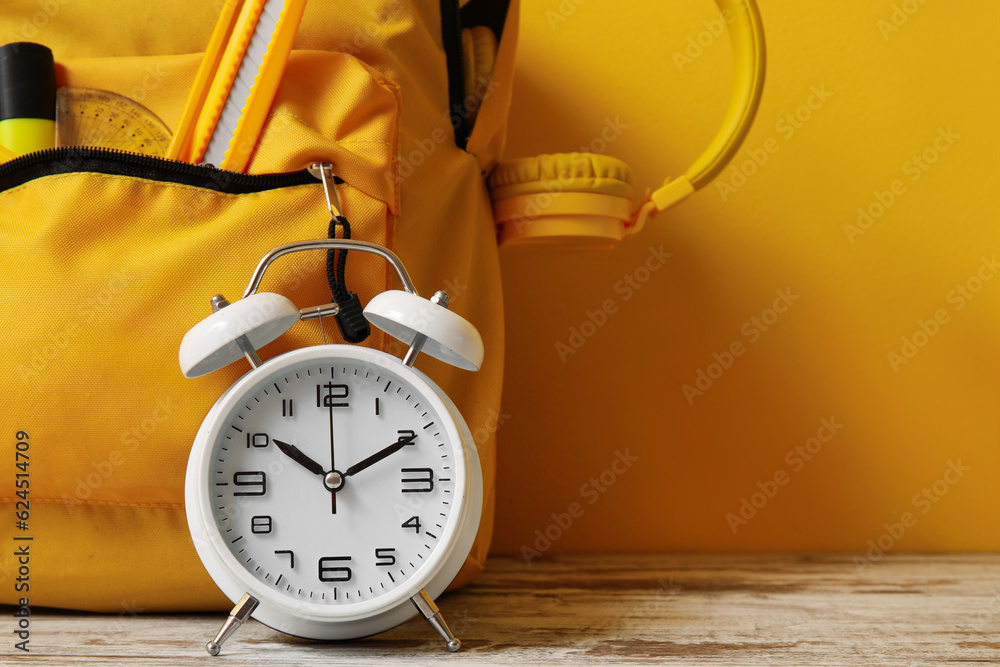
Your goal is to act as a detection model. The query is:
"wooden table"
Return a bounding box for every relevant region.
[8,554,1000,665]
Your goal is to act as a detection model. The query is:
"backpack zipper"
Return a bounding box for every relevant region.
[0,146,318,194]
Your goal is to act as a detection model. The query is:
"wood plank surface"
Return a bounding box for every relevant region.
[4,553,1000,665]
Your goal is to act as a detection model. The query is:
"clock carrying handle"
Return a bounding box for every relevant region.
[227,238,483,372]
[241,239,418,303]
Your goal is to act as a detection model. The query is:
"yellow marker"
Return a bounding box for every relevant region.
[0,42,56,157]
[167,0,307,172]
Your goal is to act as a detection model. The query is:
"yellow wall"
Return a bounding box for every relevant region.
[491,0,1000,557]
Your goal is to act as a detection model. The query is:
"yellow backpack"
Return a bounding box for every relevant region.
[0,0,516,611]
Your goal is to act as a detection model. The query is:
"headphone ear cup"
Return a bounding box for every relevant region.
[488,153,635,249]
[461,26,498,128]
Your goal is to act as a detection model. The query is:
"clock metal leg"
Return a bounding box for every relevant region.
[205,593,259,656]
[410,589,461,652]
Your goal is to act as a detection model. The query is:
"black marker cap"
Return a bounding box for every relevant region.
[0,42,56,121]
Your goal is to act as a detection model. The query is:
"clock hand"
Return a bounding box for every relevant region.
[344,434,417,478]
[329,401,336,514]
[274,438,346,505]
[273,439,326,476]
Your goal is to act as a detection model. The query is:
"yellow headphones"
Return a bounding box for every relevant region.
[479,0,766,249]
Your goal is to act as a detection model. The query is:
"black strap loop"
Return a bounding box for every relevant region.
[326,215,352,302]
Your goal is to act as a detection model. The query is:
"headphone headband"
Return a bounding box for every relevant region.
[633,0,766,232]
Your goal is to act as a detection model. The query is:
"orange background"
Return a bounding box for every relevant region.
[491,0,1000,556]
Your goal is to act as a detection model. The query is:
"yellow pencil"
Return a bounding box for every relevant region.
[167,0,307,173]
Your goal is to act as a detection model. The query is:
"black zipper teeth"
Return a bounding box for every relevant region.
[0,146,321,194]
[441,0,469,150]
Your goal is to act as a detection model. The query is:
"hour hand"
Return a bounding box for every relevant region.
[273,439,326,476]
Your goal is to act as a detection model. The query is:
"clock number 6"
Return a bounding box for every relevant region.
[318,556,352,583]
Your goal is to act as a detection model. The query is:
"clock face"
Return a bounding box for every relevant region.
[198,347,465,614]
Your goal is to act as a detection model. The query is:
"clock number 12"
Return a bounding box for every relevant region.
[317,383,350,408]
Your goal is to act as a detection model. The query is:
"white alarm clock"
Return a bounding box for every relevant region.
[178,238,484,655]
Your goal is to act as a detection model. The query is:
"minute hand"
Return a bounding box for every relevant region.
[344,434,417,478]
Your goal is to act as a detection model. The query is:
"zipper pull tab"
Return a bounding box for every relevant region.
[333,291,370,344]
